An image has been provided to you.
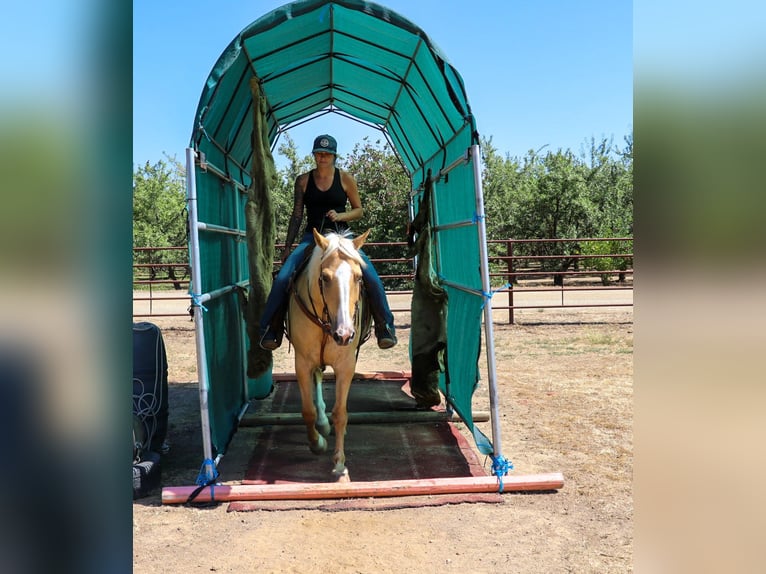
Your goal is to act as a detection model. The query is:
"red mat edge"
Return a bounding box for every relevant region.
[271,370,412,382]
[228,372,500,511]
[227,420,501,511]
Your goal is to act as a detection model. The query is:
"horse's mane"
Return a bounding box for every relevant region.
[315,231,366,268]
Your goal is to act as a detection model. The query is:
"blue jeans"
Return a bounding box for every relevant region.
[259,232,394,334]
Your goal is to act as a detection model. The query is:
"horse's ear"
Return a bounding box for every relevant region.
[352,229,371,250]
[313,228,329,250]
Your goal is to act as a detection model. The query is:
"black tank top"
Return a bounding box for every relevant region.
[303,168,349,234]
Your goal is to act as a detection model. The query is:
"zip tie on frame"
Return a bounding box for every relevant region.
[195,458,219,486]
[491,455,514,493]
[185,458,220,504]
[471,211,485,223]
[189,293,208,312]
[480,282,511,310]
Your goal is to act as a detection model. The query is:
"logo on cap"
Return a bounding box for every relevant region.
[320,138,330,148]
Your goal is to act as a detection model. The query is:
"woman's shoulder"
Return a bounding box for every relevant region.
[295,171,311,189]
[338,168,357,185]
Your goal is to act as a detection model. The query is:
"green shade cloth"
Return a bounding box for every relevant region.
[189,0,494,457]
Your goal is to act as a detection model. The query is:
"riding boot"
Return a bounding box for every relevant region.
[360,262,397,349]
[373,313,397,349]
[259,304,287,351]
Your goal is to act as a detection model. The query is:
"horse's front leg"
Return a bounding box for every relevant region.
[296,362,327,455]
[314,370,331,438]
[331,365,354,482]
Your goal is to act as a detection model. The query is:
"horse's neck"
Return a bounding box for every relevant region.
[298,253,323,309]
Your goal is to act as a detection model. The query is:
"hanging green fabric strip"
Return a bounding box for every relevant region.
[244,77,277,378]
[408,172,448,408]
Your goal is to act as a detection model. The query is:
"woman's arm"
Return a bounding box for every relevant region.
[328,169,363,222]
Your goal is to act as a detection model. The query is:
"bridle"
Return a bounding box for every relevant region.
[292,251,362,367]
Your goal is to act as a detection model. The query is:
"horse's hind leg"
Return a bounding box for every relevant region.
[296,366,327,454]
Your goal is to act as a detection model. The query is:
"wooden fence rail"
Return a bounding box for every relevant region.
[133,238,633,323]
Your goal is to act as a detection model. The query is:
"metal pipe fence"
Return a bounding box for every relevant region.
[133,238,633,323]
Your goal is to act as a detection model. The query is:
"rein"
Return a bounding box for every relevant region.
[292,287,331,334]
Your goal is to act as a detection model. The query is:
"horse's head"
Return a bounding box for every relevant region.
[311,228,370,346]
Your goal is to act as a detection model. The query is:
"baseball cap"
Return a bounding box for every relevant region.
[312,134,337,154]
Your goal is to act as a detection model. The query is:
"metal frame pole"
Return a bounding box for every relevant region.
[469,144,504,460]
[230,182,249,403]
[185,147,217,483]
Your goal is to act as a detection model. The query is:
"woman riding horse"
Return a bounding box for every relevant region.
[259,134,397,351]
[288,228,372,480]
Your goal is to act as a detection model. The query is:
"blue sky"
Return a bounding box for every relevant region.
[133,0,633,168]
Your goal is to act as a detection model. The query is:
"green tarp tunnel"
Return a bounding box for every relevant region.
[185,0,507,481]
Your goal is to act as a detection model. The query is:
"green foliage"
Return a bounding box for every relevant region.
[272,133,314,241]
[342,137,410,242]
[342,137,412,289]
[481,136,521,241]
[580,239,633,285]
[133,155,186,248]
[132,155,188,283]
[133,131,632,291]
[480,134,633,239]
[582,134,633,238]
[481,136,523,280]
[479,133,633,284]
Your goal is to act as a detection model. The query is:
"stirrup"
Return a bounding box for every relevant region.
[259,328,282,351]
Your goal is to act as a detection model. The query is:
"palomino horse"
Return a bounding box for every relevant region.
[286,228,372,481]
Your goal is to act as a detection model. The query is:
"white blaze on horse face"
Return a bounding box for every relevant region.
[332,260,356,341]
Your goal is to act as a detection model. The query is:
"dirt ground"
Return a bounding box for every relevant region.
[133,305,633,573]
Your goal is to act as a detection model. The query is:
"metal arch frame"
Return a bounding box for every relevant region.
[185,147,253,483]
[185,141,506,483]
[423,143,503,461]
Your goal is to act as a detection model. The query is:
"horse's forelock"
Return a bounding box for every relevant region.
[320,232,365,267]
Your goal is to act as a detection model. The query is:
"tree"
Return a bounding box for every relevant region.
[480,136,523,280]
[132,156,187,287]
[579,134,634,283]
[512,149,590,284]
[133,130,633,291]
[481,136,523,238]
[342,137,412,289]
[582,135,633,238]
[272,133,314,241]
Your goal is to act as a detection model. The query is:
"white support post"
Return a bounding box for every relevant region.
[470,144,504,460]
[185,147,217,483]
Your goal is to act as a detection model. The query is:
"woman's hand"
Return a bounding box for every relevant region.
[326,209,342,222]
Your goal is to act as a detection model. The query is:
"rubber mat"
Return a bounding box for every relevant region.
[228,374,502,511]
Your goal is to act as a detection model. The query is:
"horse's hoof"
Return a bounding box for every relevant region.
[309,434,327,455]
[332,467,350,483]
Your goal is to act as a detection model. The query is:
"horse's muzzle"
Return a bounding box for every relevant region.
[332,328,356,346]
